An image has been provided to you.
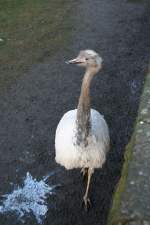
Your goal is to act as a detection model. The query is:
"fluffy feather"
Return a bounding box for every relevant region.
[55,109,109,170]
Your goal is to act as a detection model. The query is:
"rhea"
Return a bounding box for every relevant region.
[55,50,110,209]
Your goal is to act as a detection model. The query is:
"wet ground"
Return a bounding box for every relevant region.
[0,0,150,224]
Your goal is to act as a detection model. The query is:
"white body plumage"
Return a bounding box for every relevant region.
[55,109,110,170]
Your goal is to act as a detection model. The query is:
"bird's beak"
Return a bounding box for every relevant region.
[65,57,85,65]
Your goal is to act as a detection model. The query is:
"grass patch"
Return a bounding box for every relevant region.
[0,0,75,90]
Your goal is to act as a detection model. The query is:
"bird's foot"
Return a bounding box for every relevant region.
[82,196,91,211]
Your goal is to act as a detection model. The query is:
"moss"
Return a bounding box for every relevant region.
[107,134,135,225]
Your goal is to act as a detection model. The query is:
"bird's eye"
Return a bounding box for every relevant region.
[85,58,88,61]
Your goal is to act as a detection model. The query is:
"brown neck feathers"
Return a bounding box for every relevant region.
[76,70,94,146]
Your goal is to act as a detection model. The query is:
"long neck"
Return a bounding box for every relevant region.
[76,69,94,146]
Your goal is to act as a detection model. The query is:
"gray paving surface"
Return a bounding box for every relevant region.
[0,0,150,224]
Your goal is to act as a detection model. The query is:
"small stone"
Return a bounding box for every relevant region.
[138,171,143,175]
[141,108,148,115]
[139,121,144,124]
[0,38,4,42]
[130,181,135,185]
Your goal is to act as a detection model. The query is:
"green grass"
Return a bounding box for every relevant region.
[0,0,75,90]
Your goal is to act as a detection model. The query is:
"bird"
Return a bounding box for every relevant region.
[55,49,110,210]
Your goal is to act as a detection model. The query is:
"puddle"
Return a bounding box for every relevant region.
[0,172,60,224]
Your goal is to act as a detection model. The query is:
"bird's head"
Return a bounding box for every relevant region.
[66,49,103,74]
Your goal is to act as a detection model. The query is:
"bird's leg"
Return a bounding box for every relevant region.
[81,168,88,182]
[83,168,94,210]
